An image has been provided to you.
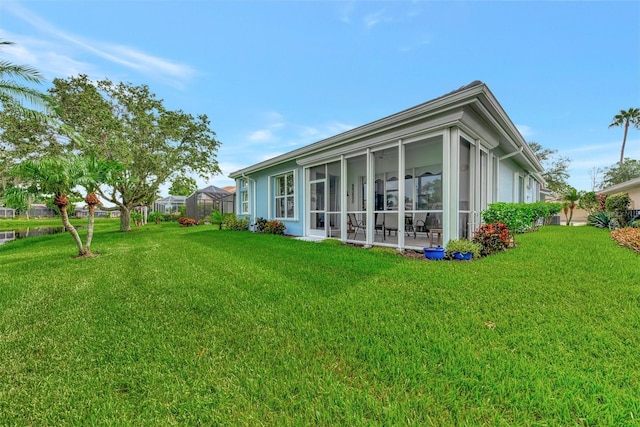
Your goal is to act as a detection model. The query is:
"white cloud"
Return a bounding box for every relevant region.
[516,124,535,138]
[364,10,388,28]
[248,129,275,142]
[2,1,196,88]
[399,35,432,53]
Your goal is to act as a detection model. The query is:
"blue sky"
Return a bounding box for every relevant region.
[1,0,639,194]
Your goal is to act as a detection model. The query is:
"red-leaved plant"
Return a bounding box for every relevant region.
[472,222,513,256]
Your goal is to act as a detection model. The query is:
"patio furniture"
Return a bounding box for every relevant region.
[347,213,366,239]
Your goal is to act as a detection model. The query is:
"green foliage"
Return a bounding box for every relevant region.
[209,209,223,227]
[48,74,222,232]
[147,210,163,224]
[254,217,268,232]
[528,142,571,193]
[178,205,187,217]
[130,210,143,226]
[444,239,481,259]
[601,158,640,188]
[222,215,250,231]
[481,202,561,233]
[579,191,599,213]
[472,222,512,256]
[604,192,631,214]
[169,176,197,196]
[587,211,613,229]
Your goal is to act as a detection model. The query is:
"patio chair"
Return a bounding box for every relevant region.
[347,213,366,239]
[383,213,398,237]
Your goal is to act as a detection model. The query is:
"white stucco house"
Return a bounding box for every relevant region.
[229,81,544,250]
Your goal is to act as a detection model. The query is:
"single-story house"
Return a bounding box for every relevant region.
[600,176,640,216]
[229,81,544,250]
[600,176,640,209]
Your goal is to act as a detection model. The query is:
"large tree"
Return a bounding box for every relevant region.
[601,158,640,188]
[48,75,222,231]
[609,107,640,165]
[528,142,571,193]
[169,175,197,196]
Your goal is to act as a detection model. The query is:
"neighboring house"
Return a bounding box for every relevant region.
[600,176,640,214]
[229,81,544,250]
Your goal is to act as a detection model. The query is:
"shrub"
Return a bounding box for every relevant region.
[481,202,561,233]
[222,216,250,231]
[148,211,163,224]
[611,227,640,253]
[254,217,268,232]
[579,191,599,214]
[445,239,482,259]
[587,211,612,229]
[472,222,512,256]
[597,193,608,211]
[605,192,631,213]
[162,213,180,222]
[631,219,640,229]
[178,217,197,227]
[263,219,286,235]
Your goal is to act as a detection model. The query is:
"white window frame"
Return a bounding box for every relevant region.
[239,179,249,214]
[273,170,297,220]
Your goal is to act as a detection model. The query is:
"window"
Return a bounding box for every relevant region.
[274,171,295,219]
[239,179,249,214]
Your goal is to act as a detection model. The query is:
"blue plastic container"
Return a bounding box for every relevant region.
[424,247,445,260]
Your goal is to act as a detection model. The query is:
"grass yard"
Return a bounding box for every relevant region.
[0,221,639,425]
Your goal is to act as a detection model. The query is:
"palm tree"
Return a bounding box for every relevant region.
[77,156,121,254]
[0,40,55,116]
[609,107,640,165]
[563,187,581,226]
[12,156,86,256]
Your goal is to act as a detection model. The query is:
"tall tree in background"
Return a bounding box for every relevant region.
[528,142,571,193]
[49,75,222,231]
[601,158,640,188]
[609,107,640,165]
[169,176,197,196]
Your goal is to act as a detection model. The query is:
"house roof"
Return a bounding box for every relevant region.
[189,185,233,201]
[600,176,640,194]
[229,81,543,180]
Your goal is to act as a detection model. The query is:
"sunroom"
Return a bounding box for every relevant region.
[230,81,543,250]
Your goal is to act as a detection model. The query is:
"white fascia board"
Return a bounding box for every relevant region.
[474,90,544,174]
[601,176,640,194]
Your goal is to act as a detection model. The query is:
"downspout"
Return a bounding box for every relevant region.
[496,147,524,201]
[241,173,256,231]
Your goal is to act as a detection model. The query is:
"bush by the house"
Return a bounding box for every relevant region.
[253,217,268,232]
[481,202,562,234]
[611,227,640,253]
[222,216,250,231]
[263,219,286,235]
[178,217,197,227]
[445,239,482,259]
[605,192,632,226]
[472,222,513,256]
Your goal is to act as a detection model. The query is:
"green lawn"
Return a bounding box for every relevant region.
[0,221,639,425]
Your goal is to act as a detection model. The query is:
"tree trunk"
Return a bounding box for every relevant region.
[84,204,96,255]
[119,206,131,231]
[60,205,85,256]
[620,121,629,165]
